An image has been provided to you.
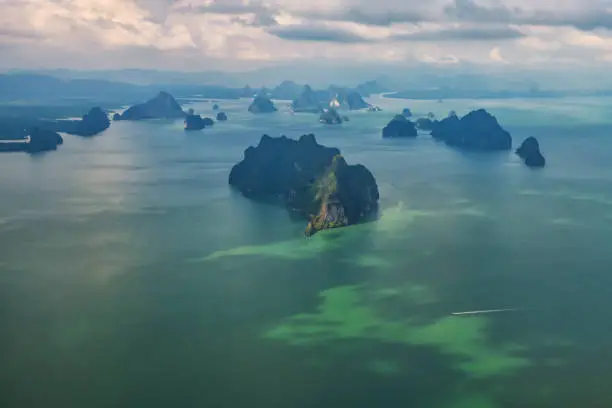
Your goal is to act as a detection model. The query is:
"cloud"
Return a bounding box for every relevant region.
[267,24,373,43]
[298,7,427,26]
[489,47,507,62]
[445,0,612,31]
[392,26,525,41]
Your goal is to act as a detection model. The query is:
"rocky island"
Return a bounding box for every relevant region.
[382,115,418,138]
[184,112,214,130]
[229,134,379,236]
[516,137,546,167]
[216,112,228,121]
[402,108,413,117]
[0,127,63,154]
[113,91,185,121]
[329,89,369,110]
[292,85,323,113]
[248,95,277,114]
[53,107,110,136]
[431,109,512,150]
[319,108,343,125]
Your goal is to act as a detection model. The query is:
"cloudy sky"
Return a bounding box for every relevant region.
[1,0,612,72]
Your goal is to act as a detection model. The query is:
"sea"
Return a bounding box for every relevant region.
[2,95,612,408]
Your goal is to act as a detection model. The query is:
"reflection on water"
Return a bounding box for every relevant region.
[2,97,612,407]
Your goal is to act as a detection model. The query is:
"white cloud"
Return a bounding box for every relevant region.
[1,0,612,71]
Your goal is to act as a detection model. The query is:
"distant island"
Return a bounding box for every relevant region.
[292,85,323,113]
[430,109,512,151]
[113,91,185,121]
[216,112,228,121]
[516,137,546,167]
[382,115,418,138]
[52,107,110,136]
[184,110,214,130]
[229,134,379,236]
[0,127,63,154]
[319,108,343,125]
[248,95,277,113]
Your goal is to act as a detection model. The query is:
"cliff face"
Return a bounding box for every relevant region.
[115,91,185,121]
[229,134,379,236]
[431,109,512,150]
[516,137,546,167]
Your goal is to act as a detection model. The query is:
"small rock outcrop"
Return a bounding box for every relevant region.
[292,85,323,113]
[431,109,512,151]
[114,91,185,121]
[516,137,546,167]
[54,107,110,136]
[319,109,343,125]
[229,134,379,236]
[368,105,382,112]
[216,112,228,121]
[402,108,412,117]
[213,104,220,111]
[0,127,64,154]
[248,95,277,114]
[184,114,214,130]
[382,115,418,138]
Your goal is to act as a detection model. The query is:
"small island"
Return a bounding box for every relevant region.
[516,137,546,167]
[184,110,214,130]
[229,134,379,236]
[53,107,110,136]
[319,108,343,125]
[0,127,63,154]
[431,109,512,150]
[113,91,185,121]
[216,112,228,121]
[382,115,418,138]
[248,95,277,114]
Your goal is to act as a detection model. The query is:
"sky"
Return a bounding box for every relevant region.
[1,0,612,73]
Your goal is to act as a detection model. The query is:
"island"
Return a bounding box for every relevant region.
[382,115,418,138]
[248,95,277,113]
[292,85,323,113]
[184,113,214,130]
[213,104,220,111]
[216,112,228,121]
[402,108,413,117]
[319,108,343,125]
[431,109,512,150]
[329,89,369,110]
[52,107,110,136]
[0,127,63,154]
[113,91,185,121]
[516,137,546,167]
[229,134,379,236]
[271,80,303,100]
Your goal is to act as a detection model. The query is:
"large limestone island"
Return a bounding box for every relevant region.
[431,109,512,150]
[229,134,379,236]
[0,127,63,153]
[516,136,546,167]
[113,91,185,121]
[382,115,418,138]
[52,107,110,136]
[248,95,277,114]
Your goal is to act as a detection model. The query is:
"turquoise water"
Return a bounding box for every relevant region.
[2,96,612,407]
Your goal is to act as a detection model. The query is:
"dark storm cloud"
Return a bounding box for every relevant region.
[445,0,612,31]
[266,25,373,43]
[391,26,526,42]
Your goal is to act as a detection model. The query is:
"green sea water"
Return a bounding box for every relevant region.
[2,96,612,407]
